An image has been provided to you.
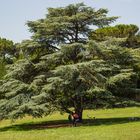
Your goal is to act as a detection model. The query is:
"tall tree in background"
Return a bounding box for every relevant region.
[0,60,6,79]
[0,38,15,60]
[89,24,140,48]
[0,38,15,79]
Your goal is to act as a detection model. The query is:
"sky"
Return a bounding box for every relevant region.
[0,0,139,43]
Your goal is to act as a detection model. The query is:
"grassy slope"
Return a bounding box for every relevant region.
[0,107,140,140]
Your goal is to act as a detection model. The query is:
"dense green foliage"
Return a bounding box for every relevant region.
[90,24,140,48]
[27,3,118,48]
[0,40,140,120]
[0,61,6,79]
[0,38,15,60]
[0,3,140,121]
[0,38,14,55]
[0,38,15,79]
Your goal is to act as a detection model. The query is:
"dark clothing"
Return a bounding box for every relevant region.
[73,118,79,127]
[68,114,72,122]
[68,112,80,127]
[72,113,80,127]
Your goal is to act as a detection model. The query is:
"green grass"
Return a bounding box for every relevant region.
[0,107,140,140]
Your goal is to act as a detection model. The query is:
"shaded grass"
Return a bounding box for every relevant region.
[0,107,140,140]
[0,117,140,131]
[1,122,140,140]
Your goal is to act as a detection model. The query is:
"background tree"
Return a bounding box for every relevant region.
[89,24,140,48]
[0,37,15,61]
[0,37,16,79]
[0,60,6,80]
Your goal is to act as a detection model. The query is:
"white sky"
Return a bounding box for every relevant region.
[0,0,139,43]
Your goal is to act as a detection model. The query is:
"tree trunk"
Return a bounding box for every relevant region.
[75,108,83,122]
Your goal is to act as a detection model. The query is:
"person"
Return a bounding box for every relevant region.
[72,112,80,127]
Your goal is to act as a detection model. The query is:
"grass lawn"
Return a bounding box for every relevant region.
[0,107,140,140]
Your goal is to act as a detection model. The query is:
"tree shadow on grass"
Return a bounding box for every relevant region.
[0,117,140,132]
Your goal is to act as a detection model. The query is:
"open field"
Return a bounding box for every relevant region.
[0,107,140,140]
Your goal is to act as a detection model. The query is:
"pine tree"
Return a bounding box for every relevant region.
[0,40,140,120]
[27,3,118,47]
[0,3,140,121]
